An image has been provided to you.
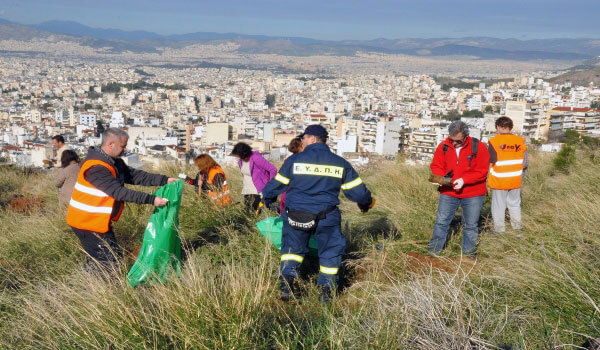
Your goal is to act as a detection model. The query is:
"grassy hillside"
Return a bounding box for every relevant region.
[0,149,599,349]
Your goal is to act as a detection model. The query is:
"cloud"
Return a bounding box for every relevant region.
[0,10,5,15]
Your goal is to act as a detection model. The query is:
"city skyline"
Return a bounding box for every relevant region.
[1,0,599,40]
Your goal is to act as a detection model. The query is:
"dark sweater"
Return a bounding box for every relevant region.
[83,147,167,216]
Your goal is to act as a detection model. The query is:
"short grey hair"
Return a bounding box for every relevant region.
[101,128,129,146]
[448,121,469,137]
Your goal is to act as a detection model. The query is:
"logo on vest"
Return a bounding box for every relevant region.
[499,144,522,152]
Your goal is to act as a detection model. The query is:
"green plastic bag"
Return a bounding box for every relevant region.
[127,180,183,287]
[256,216,318,256]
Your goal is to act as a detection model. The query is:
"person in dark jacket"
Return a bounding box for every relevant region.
[230,142,277,212]
[428,121,490,258]
[66,128,177,272]
[262,125,374,303]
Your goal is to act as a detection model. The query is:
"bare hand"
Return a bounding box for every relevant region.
[167,177,178,184]
[154,197,169,207]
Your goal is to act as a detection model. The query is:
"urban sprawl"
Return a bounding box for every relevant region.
[1,56,599,168]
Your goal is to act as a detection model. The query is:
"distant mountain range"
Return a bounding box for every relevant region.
[1,19,600,61]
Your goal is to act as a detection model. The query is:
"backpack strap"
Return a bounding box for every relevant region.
[443,144,448,154]
[468,138,479,167]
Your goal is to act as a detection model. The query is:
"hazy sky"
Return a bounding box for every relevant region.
[1,0,599,40]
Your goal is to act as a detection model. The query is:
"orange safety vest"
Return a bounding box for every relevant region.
[207,166,231,207]
[66,159,124,233]
[488,134,527,190]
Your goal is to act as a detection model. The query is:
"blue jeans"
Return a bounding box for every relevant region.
[429,194,484,257]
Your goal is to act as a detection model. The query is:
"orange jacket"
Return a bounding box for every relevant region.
[66,160,124,233]
[488,133,527,190]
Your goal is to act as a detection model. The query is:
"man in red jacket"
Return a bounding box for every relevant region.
[428,121,490,258]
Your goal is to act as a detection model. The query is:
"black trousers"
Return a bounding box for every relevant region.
[244,194,262,212]
[71,226,122,272]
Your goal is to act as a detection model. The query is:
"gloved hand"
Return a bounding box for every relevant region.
[262,198,274,209]
[179,173,195,185]
[453,178,464,190]
[358,198,375,213]
[184,176,195,185]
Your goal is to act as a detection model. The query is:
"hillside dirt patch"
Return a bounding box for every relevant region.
[405,251,477,274]
[7,195,44,213]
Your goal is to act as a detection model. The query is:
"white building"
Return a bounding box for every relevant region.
[466,95,482,111]
[79,114,97,127]
[375,119,404,156]
[336,134,357,156]
[110,112,125,128]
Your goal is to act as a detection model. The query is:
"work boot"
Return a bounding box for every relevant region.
[319,285,333,304]
[279,275,296,302]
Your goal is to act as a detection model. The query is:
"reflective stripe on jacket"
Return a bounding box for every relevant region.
[66,159,124,233]
[488,134,526,190]
[262,142,372,215]
[207,166,232,207]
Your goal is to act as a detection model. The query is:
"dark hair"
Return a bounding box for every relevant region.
[495,116,514,130]
[288,137,303,153]
[52,135,65,144]
[194,154,218,173]
[448,120,469,137]
[231,142,253,160]
[316,135,328,143]
[61,150,79,168]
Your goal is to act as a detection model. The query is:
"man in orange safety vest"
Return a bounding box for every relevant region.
[66,128,177,271]
[487,117,528,233]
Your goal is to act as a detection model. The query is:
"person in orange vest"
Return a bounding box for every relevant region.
[182,154,231,207]
[66,128,177,271]
[487,116,528,233]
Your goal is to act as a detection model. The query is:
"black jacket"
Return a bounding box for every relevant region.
[83,147,167,217]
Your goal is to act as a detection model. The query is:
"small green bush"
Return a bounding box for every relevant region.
[552,144,576,174]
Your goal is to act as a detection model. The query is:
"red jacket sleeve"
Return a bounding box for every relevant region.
[430,143,447,176]
[461,142,490,185]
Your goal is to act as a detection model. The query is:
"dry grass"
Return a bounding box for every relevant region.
[0,150,599,349]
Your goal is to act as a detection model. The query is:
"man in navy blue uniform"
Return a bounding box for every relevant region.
[262,124,374,303]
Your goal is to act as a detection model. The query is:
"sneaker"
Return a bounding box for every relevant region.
[279,275,296,302]
[319,286,332,304]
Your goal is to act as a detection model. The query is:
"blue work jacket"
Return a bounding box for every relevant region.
[262,143,372,218]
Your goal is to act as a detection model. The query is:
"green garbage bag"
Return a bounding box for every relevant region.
[256,216,318,256]
[127,180,183,287]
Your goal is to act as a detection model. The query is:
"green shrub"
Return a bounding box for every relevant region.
[552,145,576,174]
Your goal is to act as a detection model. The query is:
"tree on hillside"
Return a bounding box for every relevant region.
[265,94,276,108]
[484,105,493,113]
[591,100,600,109]
[96,120,105,137]
[462,110,484,118]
